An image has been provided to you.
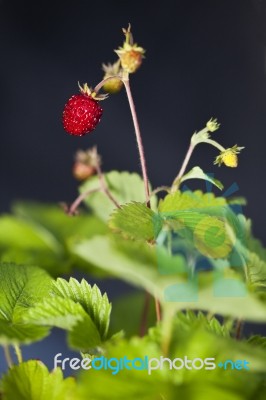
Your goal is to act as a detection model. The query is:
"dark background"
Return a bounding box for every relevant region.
[0,0,266,373]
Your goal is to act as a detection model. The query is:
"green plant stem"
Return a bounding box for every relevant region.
[14,344,23,363]
[68,187,101,215]
[204,138,225,152]
[3,345,13,368]
[161,306,175,356]
[172,143,195,190]
[122,78,150,207]
[149,186,170,198]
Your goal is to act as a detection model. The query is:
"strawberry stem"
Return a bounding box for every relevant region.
[3,345,13,368]
[122,78,150,207]
[172,143,195,191]
[68,187,101,215]
[14,344,23,363]
[95,163,121,209]
[94,76,151,207]
[94,76,122,94]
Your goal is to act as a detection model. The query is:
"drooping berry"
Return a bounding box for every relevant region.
[214,145,244,168]
[62,93,103,136]
[72,147,100,181]
[102,60,123,94]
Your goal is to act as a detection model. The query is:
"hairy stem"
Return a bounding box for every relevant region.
[68,187,101,215]
[172,143,195,190]
[123,78,150,206]
[95,164,121,209]
[14,344,23,363]
[3,345,13,368]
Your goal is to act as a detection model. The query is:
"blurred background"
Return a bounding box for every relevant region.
[0,0,266,374]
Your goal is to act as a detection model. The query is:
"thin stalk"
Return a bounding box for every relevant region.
[235,319,243,340]
[204,139,225,152]
[3,345,13,368]
[139,292,151,336]
[123,78,150,206]
[155,296,162,322]
[14,344,23,363]
[94,75,122,94]
[95,164,121,209]
[149,186,171,198]
[172,143,195,190]
[68,187,101,215]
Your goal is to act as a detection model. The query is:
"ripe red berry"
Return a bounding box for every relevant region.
[62,94,103,136]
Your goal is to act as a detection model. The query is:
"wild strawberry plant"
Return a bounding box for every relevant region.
[0,25,266,400]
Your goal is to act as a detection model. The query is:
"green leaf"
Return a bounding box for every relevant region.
[12,202,108,243]
[109,202,162,241]
[27,278,111,351]
[51,278,111,339]
[0,263,52,345]
[180,166,224,190]
[78,327,266,400]
[0,216,60,252]
[27,296,101,351]
[72,236,266,322]
[0,202,108,276]
[247,335,266,349]
[158,190,226,213]
[78,338,169,400]
[2,360,77,400]
[158,191,241,259]
[79,171,157,221]
[26,297,86,330]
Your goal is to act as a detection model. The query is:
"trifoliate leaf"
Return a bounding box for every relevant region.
[180,166,224,190]
[79,171,157,221]
[0,263,52,345]
[2,360,77,400]
[109,202,162,241]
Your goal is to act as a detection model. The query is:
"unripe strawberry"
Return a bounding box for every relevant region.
[116,44,145,74]
[72,147,100,180]
[221,152,238,168]
[73,162,96,181]
[214,145,244,168]
[102,60,123,94]
[115,25,145,74]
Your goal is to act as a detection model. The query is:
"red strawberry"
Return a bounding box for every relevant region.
[62,94,103,136]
